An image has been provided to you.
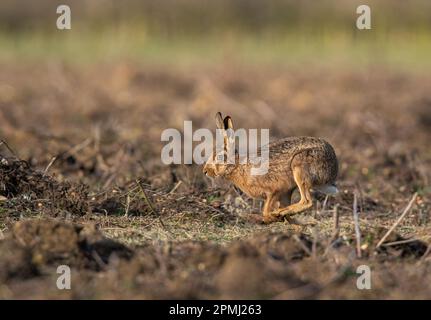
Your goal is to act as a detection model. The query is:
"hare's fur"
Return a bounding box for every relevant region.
[203,113,338,224]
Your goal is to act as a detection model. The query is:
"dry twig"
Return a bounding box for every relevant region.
[293,234,312,256]
[381,238,421,247]
[352,192,362,258]
[0,139,18,158]
[43,156,57,176]
[376,193,418,249]
[168,181,182,194]
[420,245,431,263]
[312,227,318,259]
[324,204,340,256]
[136,180,166,229]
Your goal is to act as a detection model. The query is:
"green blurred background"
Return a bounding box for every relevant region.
[0,0,430,69]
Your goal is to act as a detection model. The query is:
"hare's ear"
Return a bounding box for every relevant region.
[223,116,235,153]
[215,112,224,130]
[223,116,234,130]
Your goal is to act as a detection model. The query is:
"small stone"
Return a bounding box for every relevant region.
[198,262,206,271]
[361,243,369,250]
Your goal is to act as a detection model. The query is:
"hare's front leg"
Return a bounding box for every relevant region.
[272,166,313,217]
[262,192,280,223]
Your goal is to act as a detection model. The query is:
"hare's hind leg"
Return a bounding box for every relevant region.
[273,166,313,217]
[272,189,293,212]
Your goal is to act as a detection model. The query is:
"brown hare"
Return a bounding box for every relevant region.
[203,112,338,223]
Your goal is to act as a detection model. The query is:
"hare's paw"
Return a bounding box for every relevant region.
[271,208,291,217]
[241,213,264,224]
[262,214,280,224]
[274,208,296,217]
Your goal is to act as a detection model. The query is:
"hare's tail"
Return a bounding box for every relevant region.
[312,184,339,195]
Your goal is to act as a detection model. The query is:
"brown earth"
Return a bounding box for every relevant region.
[0,64,430,299]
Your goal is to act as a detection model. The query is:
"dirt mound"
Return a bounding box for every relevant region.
[0,219,132,283]
[0,156,90,217]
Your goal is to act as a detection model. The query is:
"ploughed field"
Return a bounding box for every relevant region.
[0,64,430,298]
